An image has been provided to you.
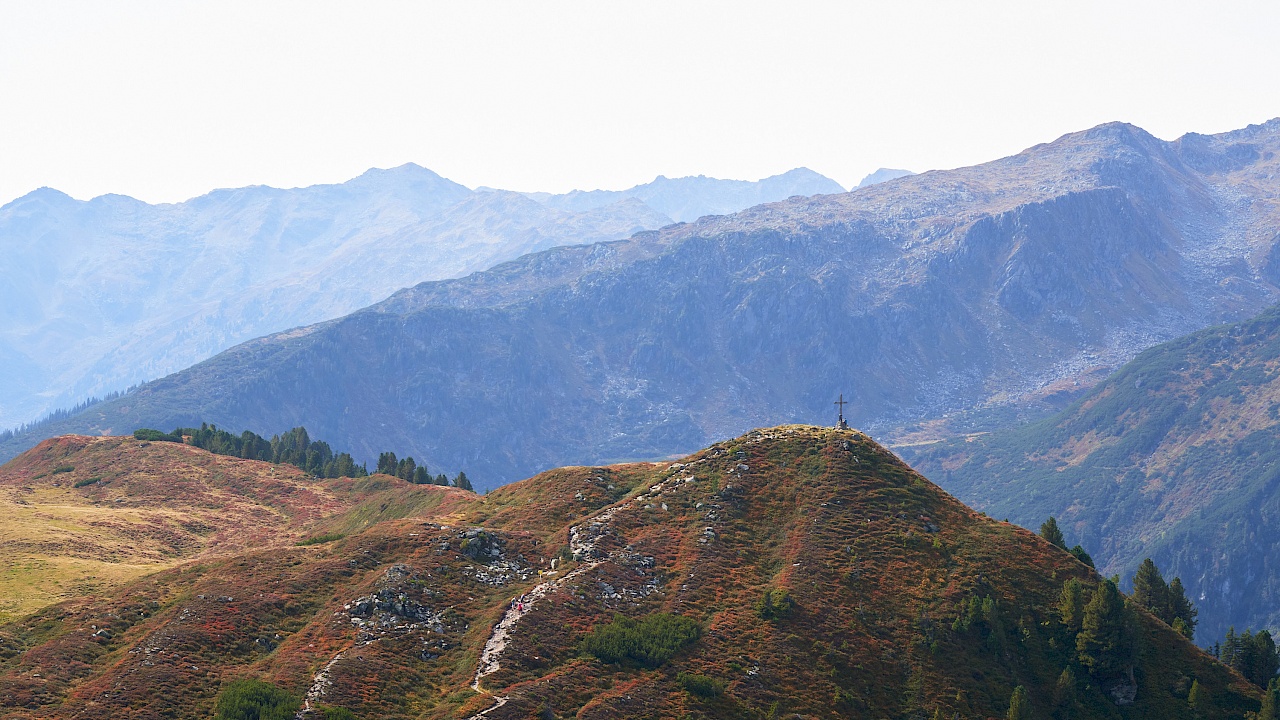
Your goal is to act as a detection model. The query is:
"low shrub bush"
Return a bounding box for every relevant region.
[677,672,724,698]
[296,533,345,546]
[213,678,299,720]
[581,613,701,667]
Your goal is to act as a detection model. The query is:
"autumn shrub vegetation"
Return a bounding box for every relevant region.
[313,706,358,720]
[213,678,299,720]
[133,428,182,442]
[755,587,794,620]
[677,671,724,698]
[581,613,701,667]
[296,533,345,546]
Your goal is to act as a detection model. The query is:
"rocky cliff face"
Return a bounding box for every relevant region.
[6,120,1280,488]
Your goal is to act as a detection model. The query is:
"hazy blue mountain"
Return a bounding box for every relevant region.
[0,166,840,429]
[529,167,845,222]
[901,304,1280,639]
[7,120,1280,493]
[856,167,915,187]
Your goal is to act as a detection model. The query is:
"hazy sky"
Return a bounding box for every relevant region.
[2,1,1278,206]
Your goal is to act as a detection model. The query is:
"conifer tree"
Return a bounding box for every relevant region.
[394,456,415,480]
[1167,577,1197,639]
[376,452,398,476]
[1059,578,1085,636]
[412,466,430,485]
[434,473,449,486]
[1188,679,1208,717]
[1052,667,1078,719]
[1069,545,1095,568]
[1228,629,1280,688]
[1253,631,1280,688]
[1131,558,1170,621]
[332,453,357,479]
[1006,685,1031,720]
[1076,580,1135,678]
[453,471,474,492]
[1259,678,1280,720]
[1040,517,1067,549]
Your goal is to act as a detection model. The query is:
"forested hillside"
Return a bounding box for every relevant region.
[904,304,1280,641]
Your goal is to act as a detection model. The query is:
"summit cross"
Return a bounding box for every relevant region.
[834,394,850,430]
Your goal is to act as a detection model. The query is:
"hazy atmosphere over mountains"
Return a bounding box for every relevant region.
[8,5,1280,718]
[0,167,843,430]
[8,119,1280,489]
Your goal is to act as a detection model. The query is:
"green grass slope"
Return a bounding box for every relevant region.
[0,427,1258,719]
[903,305,1280,642]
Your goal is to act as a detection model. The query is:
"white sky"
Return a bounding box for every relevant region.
[2,1,1278,206]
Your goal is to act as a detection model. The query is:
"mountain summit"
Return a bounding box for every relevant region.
[0,427,1257,718]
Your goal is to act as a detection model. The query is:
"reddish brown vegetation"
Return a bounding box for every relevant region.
[0,427,1262,718]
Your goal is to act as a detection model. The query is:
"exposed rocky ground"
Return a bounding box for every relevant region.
[0,427,1259,719]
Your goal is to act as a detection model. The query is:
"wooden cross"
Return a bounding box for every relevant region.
[834,394,848,425]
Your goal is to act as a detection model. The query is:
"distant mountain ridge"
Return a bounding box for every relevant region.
[0,166,842,429]
[901,303,1280,641]
[522,167,845,222]
[856,167,914,187]
[8,119,1280,489]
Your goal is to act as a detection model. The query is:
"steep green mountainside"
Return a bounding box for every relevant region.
[903,305,1280,642]
[7,119,1280,486]
[0,428,1260,719]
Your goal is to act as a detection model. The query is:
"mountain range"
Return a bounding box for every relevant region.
[0,167,843,430]
[0,427,1259,719]
[902,303,1280,642]
[7,119,1280,489]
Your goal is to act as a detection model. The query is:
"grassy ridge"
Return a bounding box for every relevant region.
[0,426,1259,718]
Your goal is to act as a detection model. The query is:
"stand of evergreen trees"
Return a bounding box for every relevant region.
[3,389,133,444]
[133,423,476,491]
[373,451,473,490]
[1213,627,1280,688]
[1038,517,1095,568]
[1130,557,1197,640]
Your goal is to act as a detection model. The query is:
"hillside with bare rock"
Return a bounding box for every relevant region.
[0,427,1262,719]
